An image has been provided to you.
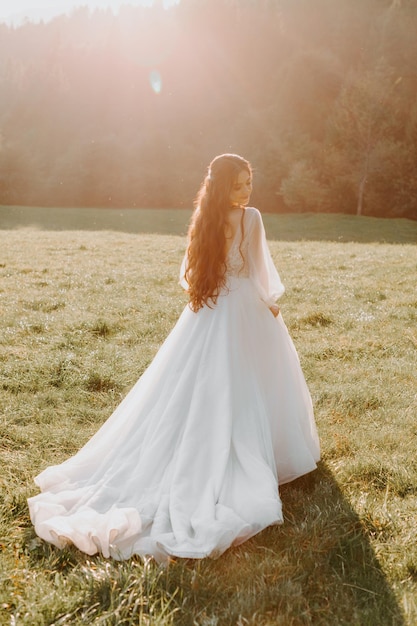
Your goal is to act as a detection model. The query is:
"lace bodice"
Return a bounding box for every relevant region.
[226,235,250,277]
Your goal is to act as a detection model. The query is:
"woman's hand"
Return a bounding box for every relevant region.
[269,304,280,318]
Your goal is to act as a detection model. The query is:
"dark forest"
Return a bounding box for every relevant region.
[1,0,417,218]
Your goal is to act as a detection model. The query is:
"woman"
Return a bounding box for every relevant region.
[28,154,320,563]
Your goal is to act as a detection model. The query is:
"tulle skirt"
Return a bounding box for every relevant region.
[28,277,319,562]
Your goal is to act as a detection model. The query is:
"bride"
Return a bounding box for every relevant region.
[28,153,320,563]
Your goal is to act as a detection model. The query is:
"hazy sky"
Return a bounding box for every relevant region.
[0,1,179,25]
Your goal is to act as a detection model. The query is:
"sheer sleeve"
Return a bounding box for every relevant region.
[246,208,285,306]
[179,252,189,291]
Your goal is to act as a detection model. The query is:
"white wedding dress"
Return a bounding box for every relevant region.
[28,207,320,563]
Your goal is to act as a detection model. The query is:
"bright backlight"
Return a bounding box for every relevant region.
[0,0,180,26]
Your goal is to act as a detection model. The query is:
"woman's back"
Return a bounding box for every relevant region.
[224,207,245,256]
[225,207,250,279]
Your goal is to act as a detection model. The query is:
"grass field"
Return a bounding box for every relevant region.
[0,212,416,625]
[1,205,417,243]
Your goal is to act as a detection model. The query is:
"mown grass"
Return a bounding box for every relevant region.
[1,205,417,243]
[0,221,416,625]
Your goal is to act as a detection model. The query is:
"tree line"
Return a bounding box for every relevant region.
[1,0,417,219]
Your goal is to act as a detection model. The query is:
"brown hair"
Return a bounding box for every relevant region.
[185,153,252,312]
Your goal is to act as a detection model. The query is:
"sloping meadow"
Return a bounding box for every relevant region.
[0,224,416,625]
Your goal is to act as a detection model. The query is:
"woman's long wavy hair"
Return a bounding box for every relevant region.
[185,153,252,312]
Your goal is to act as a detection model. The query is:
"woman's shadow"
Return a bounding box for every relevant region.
[252,462,406,625]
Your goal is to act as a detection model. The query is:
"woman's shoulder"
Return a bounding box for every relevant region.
[244,206,262,218]
[244,206,263,227]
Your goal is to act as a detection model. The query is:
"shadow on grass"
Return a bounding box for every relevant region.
[250,462,405,625]
[1,206,416,244]
[274,463,406,625]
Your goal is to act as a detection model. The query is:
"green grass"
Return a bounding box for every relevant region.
[0,217,416,625]
[1,205,416,243]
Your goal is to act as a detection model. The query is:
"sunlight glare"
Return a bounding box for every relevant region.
[149,70,162,94]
